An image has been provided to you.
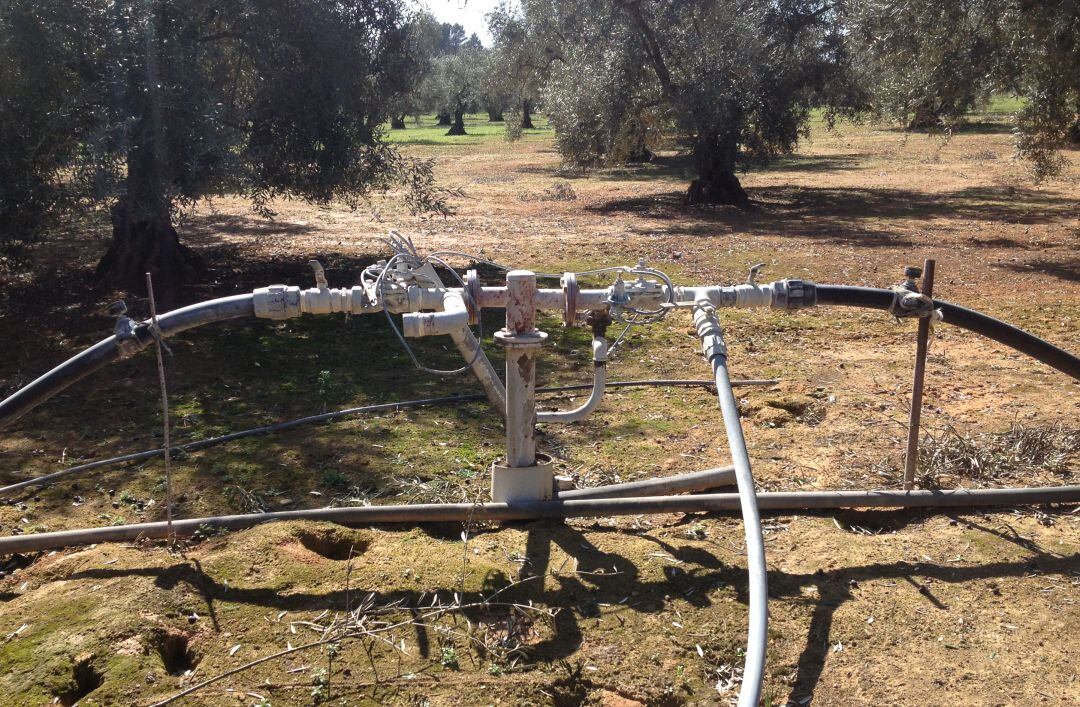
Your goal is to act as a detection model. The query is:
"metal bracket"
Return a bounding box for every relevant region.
[561,271,579,327]
[464,269,482,326]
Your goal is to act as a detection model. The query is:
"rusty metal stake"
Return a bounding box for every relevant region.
[904,259,936,490]
[146,272,174,543]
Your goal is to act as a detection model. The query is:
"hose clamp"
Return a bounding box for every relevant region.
[561,271,579,327]
[888,286,935,319]
[465,269,482,326]
[113,316,141,358]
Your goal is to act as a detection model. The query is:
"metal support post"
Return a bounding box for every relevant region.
[492,270,552,501]
[904,259,936,490]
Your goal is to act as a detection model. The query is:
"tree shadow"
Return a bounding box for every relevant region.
[586,184,1077,246]
[181,213,318,243]
[879,120,1015,136]
[514,152,865,184]
[52,512,1079,704]
[995,257,1080,283]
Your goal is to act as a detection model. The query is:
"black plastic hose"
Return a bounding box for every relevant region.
[0,295,255,430]
[815,285,1080,381]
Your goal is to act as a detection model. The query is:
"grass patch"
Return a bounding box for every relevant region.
[383,113,552,146]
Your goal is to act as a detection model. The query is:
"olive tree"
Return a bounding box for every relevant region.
[388,11,443,129]
[516,0,854,206]
[431,43,487,136]
[486,3,550,138]
[1,0,440,304]
[845,0,1079,179]
[0,0,108,253]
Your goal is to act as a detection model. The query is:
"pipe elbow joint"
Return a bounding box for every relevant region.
[402,291,469,337]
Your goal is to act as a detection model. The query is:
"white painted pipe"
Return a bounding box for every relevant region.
[537,337,607,424]
[449,326,506,414]
[401,290,470,338]
[499,271,543,469]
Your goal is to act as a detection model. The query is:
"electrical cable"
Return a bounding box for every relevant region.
[0,378,776,496]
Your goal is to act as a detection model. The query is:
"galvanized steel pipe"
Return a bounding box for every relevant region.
[3,484,1078,555]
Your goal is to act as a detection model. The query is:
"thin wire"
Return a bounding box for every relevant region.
[425,250,562,280]
[145,272,173,546]
[0,379,779,497]
[375,253,483,376]
[607,323,634,358]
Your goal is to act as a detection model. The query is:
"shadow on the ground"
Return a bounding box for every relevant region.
[514,152,866,184]
[51,513,1079,704]
[995,257,1080,283]
[585,184,1077,246]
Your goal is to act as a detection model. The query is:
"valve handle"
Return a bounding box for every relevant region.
[309,260,328,290]
[747,263,765,285]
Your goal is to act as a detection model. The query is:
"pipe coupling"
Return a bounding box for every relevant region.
[771,279,816,310]
[253,285,302,319]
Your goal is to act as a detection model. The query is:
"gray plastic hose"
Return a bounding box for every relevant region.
[559,466,735,499]
[3,484,1078,555]
[695,304,768,707]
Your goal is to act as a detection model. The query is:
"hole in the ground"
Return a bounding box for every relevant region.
[154,629,199,676]
[294,527,368,561]
[55,654,103,706]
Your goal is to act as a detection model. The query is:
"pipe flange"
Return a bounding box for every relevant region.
[561,271,578,327]
[465,269,482,326]
[494,329,548,348]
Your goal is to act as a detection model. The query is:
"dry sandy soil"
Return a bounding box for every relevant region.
[0,114,1077,706]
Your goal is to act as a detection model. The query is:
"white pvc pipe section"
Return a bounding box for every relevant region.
[537,337,607,424]
[401,289,470,337]
[695,304,768,707]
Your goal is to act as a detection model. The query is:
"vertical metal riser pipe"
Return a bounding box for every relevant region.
[492,271,551,501]
[694,304,769,707]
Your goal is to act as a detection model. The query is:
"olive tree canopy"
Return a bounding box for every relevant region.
[0,0,442,304]
[845,0,1079,179]
[518,0,856,205]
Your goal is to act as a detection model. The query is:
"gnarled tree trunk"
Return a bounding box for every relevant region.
[390,113,407,129]
[686,132,750,208]
[436,112,452,127]
[520,99,534,129]
[446,110,467,136]
[487,107,504,122]
[95,196,202,310]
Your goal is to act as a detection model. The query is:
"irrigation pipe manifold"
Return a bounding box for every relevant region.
[1,234,1079,706]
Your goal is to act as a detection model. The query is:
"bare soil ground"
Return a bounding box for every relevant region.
[0,113,1077,706]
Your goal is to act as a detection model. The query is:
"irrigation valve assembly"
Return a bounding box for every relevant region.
[3,231,1080,707]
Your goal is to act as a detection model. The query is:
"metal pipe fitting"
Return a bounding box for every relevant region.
[401,290,470,338]
[537,337,607,424]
